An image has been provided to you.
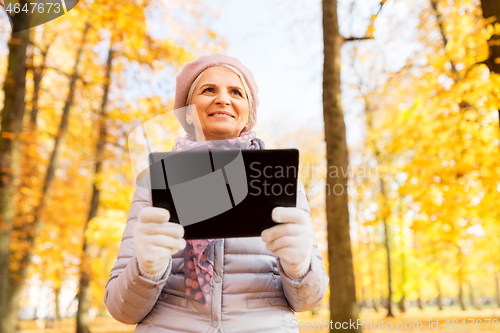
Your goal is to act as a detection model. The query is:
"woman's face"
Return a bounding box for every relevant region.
[188,66,249,141]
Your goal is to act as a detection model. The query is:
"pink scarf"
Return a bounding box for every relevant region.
[171,131,265,308]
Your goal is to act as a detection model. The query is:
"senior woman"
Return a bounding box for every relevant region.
[104,53,329,333]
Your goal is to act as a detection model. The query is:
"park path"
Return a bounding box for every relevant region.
[17,308,500,333]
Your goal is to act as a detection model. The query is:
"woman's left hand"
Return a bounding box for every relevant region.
[261,207,314,279]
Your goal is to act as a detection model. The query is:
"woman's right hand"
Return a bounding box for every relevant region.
[133,207,186,280]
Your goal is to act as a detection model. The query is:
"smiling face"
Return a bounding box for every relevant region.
[187,66,250,141]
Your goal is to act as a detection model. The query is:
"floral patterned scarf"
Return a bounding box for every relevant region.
[171,131,265,308]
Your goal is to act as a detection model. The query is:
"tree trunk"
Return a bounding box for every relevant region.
[322,0,359,330]
[13,32,56,281]
[398,217,406,314]
[364,102,394,317]
[55,285,61,324]
[457,252,467,311]
[76,40,114,333]
[1,23,90,333]
[360,287,366,310]
[413,234,424,311]
[417,289,424,310]
[436,279,443,310]
[469,281,480,310]
[458,282,467,311]
[380,181,394,318]
[480,0,500,130]
[372,298,380,312]
[398,294,406,314]
[496,272,500,308]
[29,32,57,130]
[6,37,55,330]
[368,238,379,312]
[0,13,31,332]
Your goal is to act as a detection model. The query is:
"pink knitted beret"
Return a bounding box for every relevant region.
[173,53,259,135]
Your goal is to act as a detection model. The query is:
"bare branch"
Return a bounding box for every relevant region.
[343,36,374,43]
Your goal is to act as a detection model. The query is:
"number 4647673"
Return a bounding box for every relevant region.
[5,2,61,14]
[444,319,499,330]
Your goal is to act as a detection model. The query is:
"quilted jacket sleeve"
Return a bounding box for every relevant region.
[277,178,329,312]
[103,183,172,324]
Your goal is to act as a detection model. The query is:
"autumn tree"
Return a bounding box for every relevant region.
[322,0,360,330]
[0,5,32,330]
[359,0,500,311]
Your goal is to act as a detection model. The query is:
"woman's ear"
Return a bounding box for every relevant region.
[186,108,193,124]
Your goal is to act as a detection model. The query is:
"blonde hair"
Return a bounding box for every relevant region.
[185,64,256,130]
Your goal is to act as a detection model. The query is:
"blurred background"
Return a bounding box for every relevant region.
[0,0,500,332]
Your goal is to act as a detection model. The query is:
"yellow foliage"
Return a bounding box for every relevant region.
[349,0,500,306]
[85,210,126,249]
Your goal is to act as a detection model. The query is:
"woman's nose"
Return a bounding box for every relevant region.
[215,92,230,105]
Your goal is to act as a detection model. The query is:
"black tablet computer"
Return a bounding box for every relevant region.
[149,149,299,239]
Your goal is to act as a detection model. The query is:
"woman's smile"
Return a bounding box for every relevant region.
[209,110,235,118]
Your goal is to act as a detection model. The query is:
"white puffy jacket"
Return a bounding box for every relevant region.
[104,179,329,333]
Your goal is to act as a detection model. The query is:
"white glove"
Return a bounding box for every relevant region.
[134,207,186,280]
[261,207,314,279]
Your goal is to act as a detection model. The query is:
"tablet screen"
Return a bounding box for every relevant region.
[149,149,299,239]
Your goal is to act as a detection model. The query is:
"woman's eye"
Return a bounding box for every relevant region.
[202,87,215,93]
[231,90,242,96]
